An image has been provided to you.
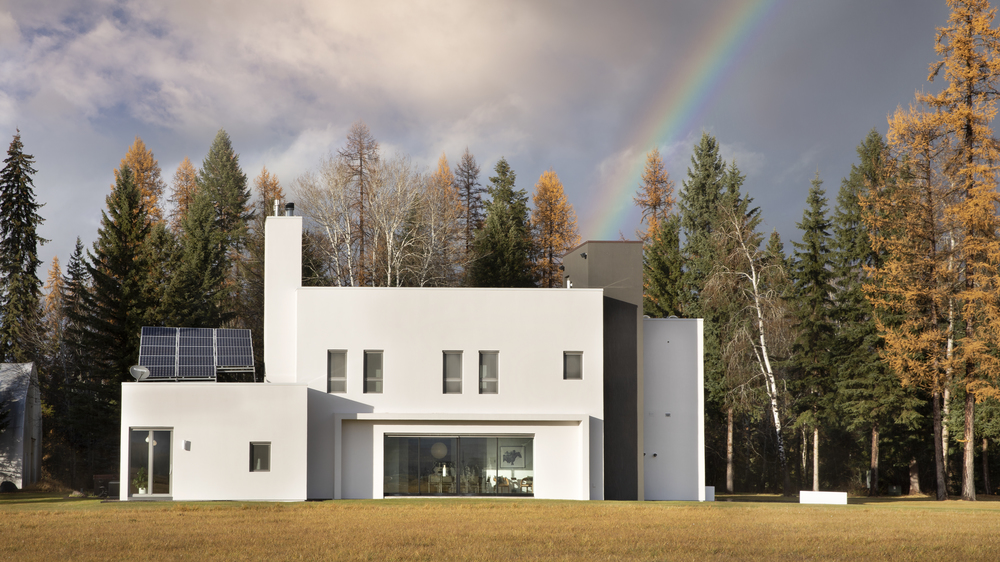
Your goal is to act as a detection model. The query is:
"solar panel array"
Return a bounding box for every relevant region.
[138,327,254,380]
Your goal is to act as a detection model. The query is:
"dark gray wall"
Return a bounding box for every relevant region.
[603,296,637,500]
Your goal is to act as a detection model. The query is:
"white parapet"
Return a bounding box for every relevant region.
[800,491,847,505]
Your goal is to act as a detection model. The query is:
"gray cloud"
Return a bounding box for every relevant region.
[0,0,953,275]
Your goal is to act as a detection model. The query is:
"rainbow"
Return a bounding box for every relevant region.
[587,0,783,240]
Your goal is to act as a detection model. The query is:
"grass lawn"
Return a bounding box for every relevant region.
[2,493,1000,560]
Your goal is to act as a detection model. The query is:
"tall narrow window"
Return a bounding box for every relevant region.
[365,350,383,394]
[250,442,270,472]
[328,350,347,393]
[479,351,498,394]
[443,351,463,394]
[564,351,583,380]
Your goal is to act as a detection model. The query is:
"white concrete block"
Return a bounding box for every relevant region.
[799,491,847,504]
[704,486,714,501]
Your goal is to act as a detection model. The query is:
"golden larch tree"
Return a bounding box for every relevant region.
[254,165,285,216]
[169,157,198,233]
[864,104,958,500]
[530,169,580,288]
[865,0,1000,501]
[114,136,166,222]
[922,0,1000,502]
[633,147,675,242]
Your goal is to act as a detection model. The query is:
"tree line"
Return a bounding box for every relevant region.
[0,122,581,488]
[638,0,1000,500]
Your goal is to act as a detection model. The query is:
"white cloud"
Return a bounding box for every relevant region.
[0,10,20,49]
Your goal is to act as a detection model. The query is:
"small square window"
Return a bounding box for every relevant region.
[479,351,498,394]
[328,350,346,393]
[365,351,383,394]
[443,351,462,394]
[564,352,583,380]
[250,442,270,472]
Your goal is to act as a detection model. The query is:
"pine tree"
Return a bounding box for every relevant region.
[169,156,198,233]
[643,214,682,318]
[530,170,579,288]
[788,172,836,492]
[337,121,379,286]
[71,165,153,478]
[455,147,486,259]
[78,165,152,382]
[633,147,676,242]
[115,136,166,223]
[198,129,252,251]
[469,158,534,287]
[679,132,727,317]
[162,187,228,328]
[833,130,924,497]
[0,130,46,363]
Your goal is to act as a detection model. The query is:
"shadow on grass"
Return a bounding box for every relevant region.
[0,492,100,506]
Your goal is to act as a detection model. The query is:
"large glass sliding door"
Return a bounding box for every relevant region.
[129,428,171,497]
[384,435,533,496]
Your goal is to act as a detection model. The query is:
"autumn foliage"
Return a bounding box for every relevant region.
[530,170,579,288]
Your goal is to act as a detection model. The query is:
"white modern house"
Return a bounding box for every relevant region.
[119,213,704,501]
[0,362,42,490]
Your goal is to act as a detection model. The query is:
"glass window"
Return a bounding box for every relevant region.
[328,350,347,393]
[129,428,172,497]
[479,351,498,394]
[564,352,583,380]
[443,351,462,394]
[250,442,270,472]
[383,435,533,497]
[365,351,383,394]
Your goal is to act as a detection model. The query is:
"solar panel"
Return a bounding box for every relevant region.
[137,326,255,381]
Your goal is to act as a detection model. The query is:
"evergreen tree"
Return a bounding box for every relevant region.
[0,130,46,363]
[833,130,925,496]
[78,165,152,382]
[198,129,252,252]
[679,132,727,317]
[162,187,228,328]
[469,158,534,287]
[455,148,486,258]
[643,213,682,318]
[72,165,152,478]
[530,170,579,288]
[788,172,836,492]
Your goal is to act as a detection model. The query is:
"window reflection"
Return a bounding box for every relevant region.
[384,435,533,496]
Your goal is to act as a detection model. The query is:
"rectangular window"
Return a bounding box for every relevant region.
[328,350,347,393]
[479,351,498,394]
[250,442,270,472]
[383,435,533,496]
[564,352,583,380]
[365,350,383,394]
[443,351,462,394]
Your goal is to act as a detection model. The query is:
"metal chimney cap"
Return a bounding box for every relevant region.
[284,202,295,216]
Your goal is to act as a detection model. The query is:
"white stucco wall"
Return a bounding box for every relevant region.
[642,318,705,501]
[120,383,309,501]
[264,216,301,383]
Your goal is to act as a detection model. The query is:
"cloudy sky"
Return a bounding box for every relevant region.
[0,0,952,274]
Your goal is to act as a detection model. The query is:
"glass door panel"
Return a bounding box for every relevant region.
[129,428,171,497]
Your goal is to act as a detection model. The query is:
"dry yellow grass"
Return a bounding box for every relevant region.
[2,495,1000,560]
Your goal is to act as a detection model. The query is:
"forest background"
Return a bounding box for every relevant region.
[4,1,1000,500]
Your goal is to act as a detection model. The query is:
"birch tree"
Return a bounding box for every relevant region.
[705,192,794,495]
